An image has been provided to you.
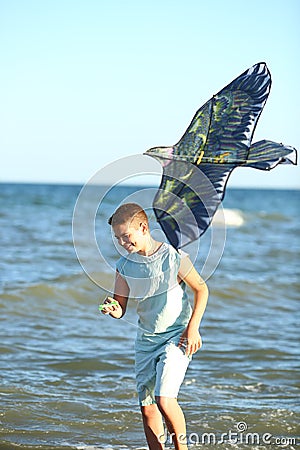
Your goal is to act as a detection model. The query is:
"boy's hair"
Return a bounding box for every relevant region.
[108,203,149,228]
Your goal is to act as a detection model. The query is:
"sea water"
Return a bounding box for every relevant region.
[0,183,299,449]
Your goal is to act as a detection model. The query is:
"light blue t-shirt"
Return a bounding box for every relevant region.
[116,242,192,348]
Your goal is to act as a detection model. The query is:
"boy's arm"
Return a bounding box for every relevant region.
[178,256,209,356]
[101,270,129,319]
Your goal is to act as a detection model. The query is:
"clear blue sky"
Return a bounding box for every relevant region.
[1,0,299,188]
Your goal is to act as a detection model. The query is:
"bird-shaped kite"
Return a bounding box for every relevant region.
[144,62,297,249]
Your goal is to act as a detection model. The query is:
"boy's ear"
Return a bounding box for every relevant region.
[140,222,148,234]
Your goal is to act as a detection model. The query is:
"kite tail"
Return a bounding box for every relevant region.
[244,140,297,170]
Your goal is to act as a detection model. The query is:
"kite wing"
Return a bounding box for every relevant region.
[145,62,297,249]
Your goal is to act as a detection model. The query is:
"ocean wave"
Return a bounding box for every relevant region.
[0,272,110,302]
[212,209,245,227]
[257,211,291,222]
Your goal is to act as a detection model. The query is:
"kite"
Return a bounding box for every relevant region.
[144,62,297,249]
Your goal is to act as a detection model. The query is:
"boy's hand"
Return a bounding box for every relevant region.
[99,296,122,317]
[178,327,202,356]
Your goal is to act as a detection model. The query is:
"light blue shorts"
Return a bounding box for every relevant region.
[135,338,191,406]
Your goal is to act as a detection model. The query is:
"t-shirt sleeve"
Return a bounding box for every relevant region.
[178,248,189,260]
[116,256,126,276]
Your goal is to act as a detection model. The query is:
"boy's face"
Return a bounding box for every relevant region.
[113,220,148,253]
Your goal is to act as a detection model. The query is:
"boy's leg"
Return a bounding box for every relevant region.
[136,349,166,449]
[154,341,191,449]
[141,403,165,450]
[155,396,188,450]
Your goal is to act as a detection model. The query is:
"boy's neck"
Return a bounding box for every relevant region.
[138,237,162,256]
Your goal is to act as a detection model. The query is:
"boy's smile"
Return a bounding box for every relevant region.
[113,220,160,256]
[113,222,146,254]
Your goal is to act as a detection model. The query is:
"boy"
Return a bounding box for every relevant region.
[101,203,208,450]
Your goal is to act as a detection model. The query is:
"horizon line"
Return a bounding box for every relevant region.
[0,180,299,191]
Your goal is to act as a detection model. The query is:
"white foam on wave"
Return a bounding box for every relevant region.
[76,446,142,450]
[212,208,245,227]
[76,446,115,450]
[76,446,103,450]
[76,445,128,450]
[76,446,148,450]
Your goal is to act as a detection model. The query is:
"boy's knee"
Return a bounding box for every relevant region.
[141,403,159,419]
[155,396,176,414]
